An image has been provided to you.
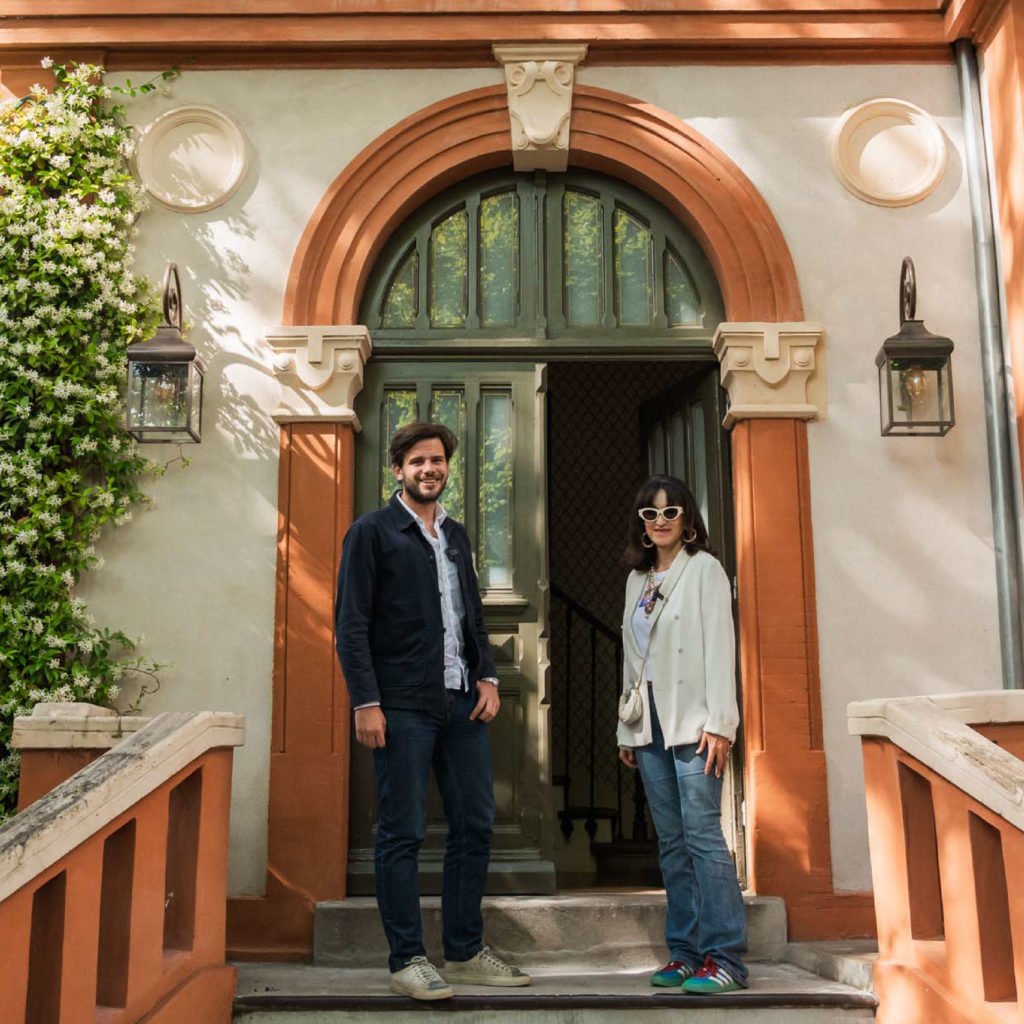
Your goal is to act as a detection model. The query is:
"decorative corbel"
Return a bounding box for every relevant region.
[493,44,588,172]
[264,325,372,427]
[713,322,826,428]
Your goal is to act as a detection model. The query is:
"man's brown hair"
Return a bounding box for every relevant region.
[389,421,458,468]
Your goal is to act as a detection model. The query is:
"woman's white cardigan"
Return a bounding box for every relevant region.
[616,549,739,749]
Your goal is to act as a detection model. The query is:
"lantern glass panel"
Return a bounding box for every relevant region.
[129,362,189,430]
[880,356,953,435]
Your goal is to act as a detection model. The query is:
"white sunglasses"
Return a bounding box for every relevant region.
[637,506,685,523]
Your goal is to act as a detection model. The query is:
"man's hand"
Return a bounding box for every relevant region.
[470,679,500,722]
[354,706,387,749]
[696,731,731,777]
[618,746,637,769]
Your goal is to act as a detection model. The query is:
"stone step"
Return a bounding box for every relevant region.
[784,941,878,994]
[232,962,877,1023]
[313,892,787,969]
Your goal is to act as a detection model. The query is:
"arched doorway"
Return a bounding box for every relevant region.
[344,169,735,893]
[241,83,871,963]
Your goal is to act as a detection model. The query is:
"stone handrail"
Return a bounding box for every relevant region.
[848,689,1024,1024]
[0,709,244,1024]
[848,690,1024,829]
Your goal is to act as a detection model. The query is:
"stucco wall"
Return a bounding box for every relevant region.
[82,63,999,896]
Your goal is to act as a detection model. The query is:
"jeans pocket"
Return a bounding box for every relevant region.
[671,741,706,775]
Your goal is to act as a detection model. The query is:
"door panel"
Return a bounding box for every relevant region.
[640,367,746,885]
[347,361,555,894]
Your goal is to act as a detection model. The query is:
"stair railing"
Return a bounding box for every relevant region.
[0,708,244,1024]
[849,691,1024,1024]
[550,584,648,843]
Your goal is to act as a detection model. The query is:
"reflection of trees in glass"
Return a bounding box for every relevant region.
[480,191,519,327]
[478,391,513,588]
[665,249,700,325]
[563,190,603,325]
[381,247,418,328]
[380,389,417,505]
[431,389,466,521]
[614,207,652,325]
[430,209,468,328]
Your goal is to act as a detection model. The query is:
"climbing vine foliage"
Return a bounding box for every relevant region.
[0,61,166,817]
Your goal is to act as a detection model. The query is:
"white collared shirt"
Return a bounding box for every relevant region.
[397,493,469,692]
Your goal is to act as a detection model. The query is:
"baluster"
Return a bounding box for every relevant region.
[560,604,574,839]
[586,625,598,840]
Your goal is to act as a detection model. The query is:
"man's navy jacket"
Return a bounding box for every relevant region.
[335,493,498,712]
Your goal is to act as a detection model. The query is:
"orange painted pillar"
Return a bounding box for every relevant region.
[983,0,1024,487]
[228,422,354,959]
[732,419,874,938]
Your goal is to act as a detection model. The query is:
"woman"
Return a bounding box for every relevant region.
[617,474,748,994]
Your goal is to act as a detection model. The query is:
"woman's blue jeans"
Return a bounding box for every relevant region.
[372,688,495,973]
[634,693,749,982]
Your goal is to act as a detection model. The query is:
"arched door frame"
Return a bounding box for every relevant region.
[229,84,872,960]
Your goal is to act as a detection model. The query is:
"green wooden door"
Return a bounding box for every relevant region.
[640,367,746,884]
[347,360,556,894]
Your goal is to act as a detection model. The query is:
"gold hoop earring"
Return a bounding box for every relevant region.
[683,527,697,544]
[641,535,655,549]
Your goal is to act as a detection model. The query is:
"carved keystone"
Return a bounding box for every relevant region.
[493,44,588,172]
[264,325,372,426]
[713,322,826,428]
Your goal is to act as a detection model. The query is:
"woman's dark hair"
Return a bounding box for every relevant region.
[389,421,458,468]
[623,474,714,570]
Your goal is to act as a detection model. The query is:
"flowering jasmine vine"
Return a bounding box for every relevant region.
[0,61,173,818]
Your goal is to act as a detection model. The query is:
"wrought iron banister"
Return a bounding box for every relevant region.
[549,584,648,848]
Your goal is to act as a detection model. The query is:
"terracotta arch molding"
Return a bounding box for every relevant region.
[283,83,803,325]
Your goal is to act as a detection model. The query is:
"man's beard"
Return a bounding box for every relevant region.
[403,474,448,503]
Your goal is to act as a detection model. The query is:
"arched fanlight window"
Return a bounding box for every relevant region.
[362,170,722,342]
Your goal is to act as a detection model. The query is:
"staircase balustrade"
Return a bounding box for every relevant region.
[549,585,650,848]
[849,690,1024,1024]
[0,707,244,1024]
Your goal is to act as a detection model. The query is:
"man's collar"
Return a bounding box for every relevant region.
[392,490,447,529]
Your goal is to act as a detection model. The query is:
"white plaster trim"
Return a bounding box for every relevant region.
[493,44,587,173]
[264,325,372,426]
[831,98,947,208]
[848,691,1024,831]
[713,322,826,428]
[14,703,150,750]
[0,711,245,903]
[137,105,250,213]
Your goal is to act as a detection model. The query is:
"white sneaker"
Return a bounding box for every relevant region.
[443,946,532,987]
[389,956,454,1000]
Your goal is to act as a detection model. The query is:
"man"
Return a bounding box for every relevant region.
[335,421,531,1000]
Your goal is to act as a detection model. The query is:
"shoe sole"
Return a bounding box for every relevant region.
[442,972,532,987]
[681,984,746,995]
[651,977,686,987]
[389,980,454,1000]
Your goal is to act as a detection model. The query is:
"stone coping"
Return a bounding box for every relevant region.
[847,690,1024,831]
[0,711,244,903]
[13,702,152,750]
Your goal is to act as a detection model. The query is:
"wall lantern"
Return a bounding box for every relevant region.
[125,264,205,443]
[875,257,955,437]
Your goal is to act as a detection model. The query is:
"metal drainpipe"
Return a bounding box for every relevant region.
[954,38,1024,689]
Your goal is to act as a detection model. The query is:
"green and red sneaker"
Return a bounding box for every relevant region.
[680,956,746,994]
[650,959,696,987]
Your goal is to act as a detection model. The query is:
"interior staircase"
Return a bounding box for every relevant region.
[232,893,877,1022]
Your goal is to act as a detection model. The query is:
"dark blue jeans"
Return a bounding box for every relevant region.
[634,693,749,983]
[372,688,495,973]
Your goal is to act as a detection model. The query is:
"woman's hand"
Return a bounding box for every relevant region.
[618,746,638,769]
[696,731,731,777]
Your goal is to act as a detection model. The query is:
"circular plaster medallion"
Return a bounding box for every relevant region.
[137,105,249,213]
[831,98,947,207]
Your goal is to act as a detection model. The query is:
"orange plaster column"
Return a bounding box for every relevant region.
[716,323,875,939]
[982,0,1024,484]
[228,326,370,960]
